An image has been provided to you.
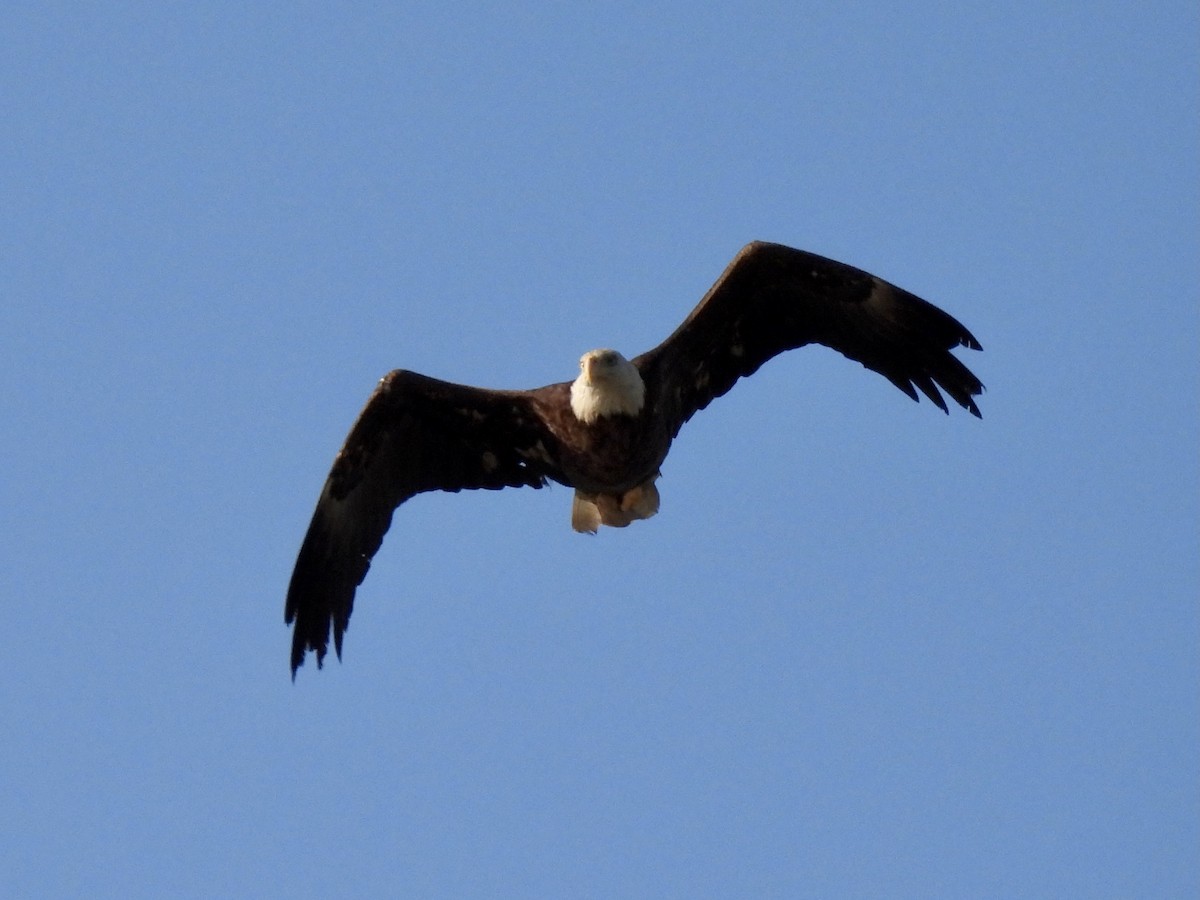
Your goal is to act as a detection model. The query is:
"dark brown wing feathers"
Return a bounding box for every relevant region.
[285,371,562,676]
[287,241,984,675]
[634,242,983,434]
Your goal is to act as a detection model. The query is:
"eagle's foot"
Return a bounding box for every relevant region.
[570,476,660,533]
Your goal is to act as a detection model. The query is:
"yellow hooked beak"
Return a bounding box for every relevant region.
[581,350,618,384]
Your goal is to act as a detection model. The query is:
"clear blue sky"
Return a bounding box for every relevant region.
[3,3,1196,897]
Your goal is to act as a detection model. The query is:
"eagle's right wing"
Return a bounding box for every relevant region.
[285,371,563,676]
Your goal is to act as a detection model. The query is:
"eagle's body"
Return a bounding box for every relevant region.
[286,242,984,675]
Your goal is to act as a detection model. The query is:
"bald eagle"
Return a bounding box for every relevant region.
[286,242,983,675]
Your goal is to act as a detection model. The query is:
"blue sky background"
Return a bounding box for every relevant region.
[3,3,1197,897]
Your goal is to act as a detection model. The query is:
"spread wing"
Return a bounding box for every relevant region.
[634,241,984,433]
[285,370,564,676]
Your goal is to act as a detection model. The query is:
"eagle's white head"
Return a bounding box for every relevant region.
[570,348,645,424]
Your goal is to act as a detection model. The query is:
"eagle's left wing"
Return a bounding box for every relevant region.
[634,242,983,435]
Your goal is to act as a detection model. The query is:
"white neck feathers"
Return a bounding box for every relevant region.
[569,349,645,423]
